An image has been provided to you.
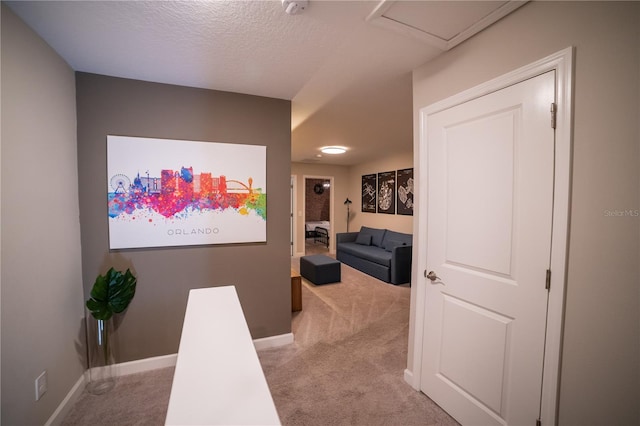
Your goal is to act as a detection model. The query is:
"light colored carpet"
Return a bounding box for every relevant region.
[305,238,330,255]
[61,255,457,425]
[61,367,174,425]
[256,256,458,425]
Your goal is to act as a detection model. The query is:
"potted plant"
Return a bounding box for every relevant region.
[85,267,137,394]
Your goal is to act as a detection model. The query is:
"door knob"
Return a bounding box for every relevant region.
[426,271,440,282]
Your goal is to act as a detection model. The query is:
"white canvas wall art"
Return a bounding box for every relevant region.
[107,135,266,249]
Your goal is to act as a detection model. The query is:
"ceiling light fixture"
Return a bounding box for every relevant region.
[282,0,308,15]
[321,146,347,155]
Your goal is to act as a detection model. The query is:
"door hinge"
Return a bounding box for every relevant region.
[536,419,542,426]
[550,103,557,129]
[545,269,551,291]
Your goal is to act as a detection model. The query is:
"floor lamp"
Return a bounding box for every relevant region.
[344,198,352,232]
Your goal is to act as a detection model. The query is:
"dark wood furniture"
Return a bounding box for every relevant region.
[291,268,302,312]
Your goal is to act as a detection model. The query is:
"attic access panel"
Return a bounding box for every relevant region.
[366,0,527,51]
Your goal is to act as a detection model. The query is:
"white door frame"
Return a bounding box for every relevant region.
[406,47,573,425]
[291,175,297,256]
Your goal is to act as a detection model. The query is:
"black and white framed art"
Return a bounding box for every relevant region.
[377,171,396,214]
[396,168,414,215]
[361,174,377,213]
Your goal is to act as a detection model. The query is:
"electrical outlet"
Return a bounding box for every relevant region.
[35,370,47,401]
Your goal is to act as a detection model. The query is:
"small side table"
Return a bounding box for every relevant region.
[291,269,302,312]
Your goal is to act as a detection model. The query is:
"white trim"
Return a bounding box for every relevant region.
[407,47,573,426]
[82,353,178,396]
[407,109,430,391]
[44,373,87,426]
[253,332,294,350]
[113,353,178,377]
[541,46,574,426]
[403,368,415,389]
[45,355,179,426]
[291,175,297,257]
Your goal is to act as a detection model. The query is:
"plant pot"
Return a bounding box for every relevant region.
[86,317,116,394]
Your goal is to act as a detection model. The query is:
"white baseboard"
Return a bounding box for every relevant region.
[114,353,178,377]
[253,332,294,350]
[47,335,290,425]
[45,373,87,426]
[45,354,178,426]
[404,368,420,391]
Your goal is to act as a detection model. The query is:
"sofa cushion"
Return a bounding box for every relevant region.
[338,242,392,267]
[360,226,386,247]
[383,239,406,252]
[381,230,412,248]
[355,233,372,246]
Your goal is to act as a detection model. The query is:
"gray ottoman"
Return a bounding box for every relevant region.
[300,254,341,285]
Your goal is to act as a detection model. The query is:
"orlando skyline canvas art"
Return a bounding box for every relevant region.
[107,136,266,249]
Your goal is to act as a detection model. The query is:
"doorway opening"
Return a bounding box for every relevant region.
[303,176,333,255]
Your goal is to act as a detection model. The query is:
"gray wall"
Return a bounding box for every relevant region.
[76,73,292,363]
[1,5,86,425]
[411,2,639,425]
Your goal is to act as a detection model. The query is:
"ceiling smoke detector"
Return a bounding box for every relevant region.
[282,0,308,15]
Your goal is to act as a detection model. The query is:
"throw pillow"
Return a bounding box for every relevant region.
[355,233,372,246]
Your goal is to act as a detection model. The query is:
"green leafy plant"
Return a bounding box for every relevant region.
[86,267,137,320]
[85,267,137,394]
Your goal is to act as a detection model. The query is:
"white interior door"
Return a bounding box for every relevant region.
[420,71,556,425]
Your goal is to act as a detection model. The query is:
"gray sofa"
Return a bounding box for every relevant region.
[336,226,412,285]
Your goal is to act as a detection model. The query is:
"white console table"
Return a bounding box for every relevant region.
[165,286,280,425]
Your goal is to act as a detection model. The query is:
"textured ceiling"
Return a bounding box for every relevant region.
[6,0,523,166]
